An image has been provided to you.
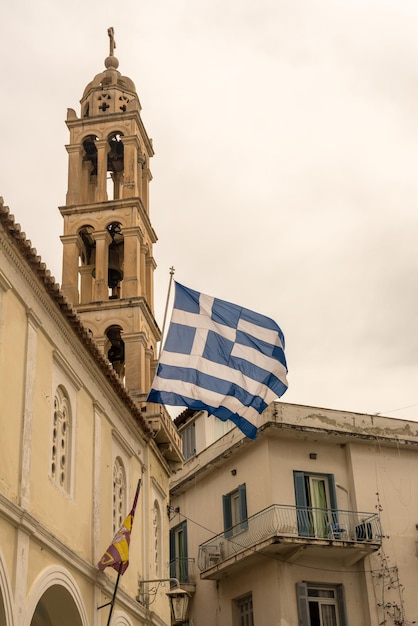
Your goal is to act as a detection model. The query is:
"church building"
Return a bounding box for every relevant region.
[0,29,182,626]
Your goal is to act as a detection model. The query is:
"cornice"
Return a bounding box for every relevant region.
[59,197,157,245]
[65,109,154,157]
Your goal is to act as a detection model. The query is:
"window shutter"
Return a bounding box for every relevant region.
[238,484,248,530]
[169,528,176,579]
[182,521,189,582]
[327,474,339,526]
[336,584,348,626]
[296,582,310,626]
[223,494,233,538]
[294,472,309,537]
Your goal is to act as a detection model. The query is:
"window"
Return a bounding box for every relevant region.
[296,583,347,626]
[113,457,126,533]
[294,472,338,538]
[170,521,189,583]
[234,593,254,626]
[223,484,248,538]
[153,500,162,576]
[181,422,196,460]
[51,386,72,491]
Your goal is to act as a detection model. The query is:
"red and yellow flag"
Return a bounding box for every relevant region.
[98,479,141,575]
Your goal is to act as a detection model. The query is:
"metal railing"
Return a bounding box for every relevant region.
[198,504,381,571]
[169,557,196,584]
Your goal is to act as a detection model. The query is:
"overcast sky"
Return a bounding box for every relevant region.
[1,0,418,421]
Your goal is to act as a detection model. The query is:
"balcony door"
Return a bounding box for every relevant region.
[170,521,189,583]
[294,472,338,538]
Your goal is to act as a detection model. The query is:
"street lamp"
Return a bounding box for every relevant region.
[138,578,190,624]
[165,586,191,623]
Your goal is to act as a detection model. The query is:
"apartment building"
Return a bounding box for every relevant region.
[170,403,418,626]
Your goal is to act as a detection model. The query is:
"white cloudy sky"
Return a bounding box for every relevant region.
[1,0,418,420]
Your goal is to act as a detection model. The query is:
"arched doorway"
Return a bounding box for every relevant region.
[25,567,88,626]
[0,593,8,626]
[30,585,83,626]
[0,550,15,626]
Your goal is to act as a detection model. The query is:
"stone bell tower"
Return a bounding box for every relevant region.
[60,28,159,404]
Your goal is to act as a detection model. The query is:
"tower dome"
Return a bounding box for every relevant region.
[80,27,140,118]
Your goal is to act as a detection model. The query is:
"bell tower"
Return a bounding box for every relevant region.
[60,28,159,403]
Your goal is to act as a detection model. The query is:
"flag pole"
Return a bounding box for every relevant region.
[105,562,123,626]
[159,266,175,359]
[97,479,142,621]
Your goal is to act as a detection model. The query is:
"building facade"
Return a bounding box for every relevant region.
[0,32,182,626]
[171,403,418,626]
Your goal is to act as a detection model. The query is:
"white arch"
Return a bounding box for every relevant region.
[111,610,134,626]
[23,565,89,626]
[0,548,16,626]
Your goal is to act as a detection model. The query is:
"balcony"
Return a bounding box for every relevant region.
[142,402,183,466]
[169,558,196,595]
[198,504,382,579]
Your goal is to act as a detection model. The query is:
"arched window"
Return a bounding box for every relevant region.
[153,500,162,576]
[51,386,72,491]
[113,457,126,533]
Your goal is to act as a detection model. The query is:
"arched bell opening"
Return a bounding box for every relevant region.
[77,225,95,304]
[78,225,95,265]
[106,325,125,381]
[82,135,99,203]
[82,135,98,178]
[107,133,124,200]
[107,222,124,299]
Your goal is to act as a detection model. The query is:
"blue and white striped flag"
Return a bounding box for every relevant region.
[147,282,288,439]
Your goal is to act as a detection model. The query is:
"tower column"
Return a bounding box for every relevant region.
[144,347,154,395]
[65,144,84,205]
[141,166,152,213]
[140,244,147,298]
[121,226,143,298]
[146,255,156,312]
[96,140,110,202]
[123,331,147,397]
[60,234,80,304]
[79,265,94,303]
[121,135,140,198]
[92,230,112,301]
[137,154,145,200]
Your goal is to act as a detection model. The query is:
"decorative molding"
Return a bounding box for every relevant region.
[0,269,11,292]
[112,427,144,462]
[53,349,84,391]
[151,476,167,501]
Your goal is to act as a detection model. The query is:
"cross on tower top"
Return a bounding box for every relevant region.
[107,27,116,56]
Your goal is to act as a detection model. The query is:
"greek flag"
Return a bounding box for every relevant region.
[147,282,288,439]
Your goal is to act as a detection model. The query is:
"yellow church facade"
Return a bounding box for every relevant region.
[0,30,182,626]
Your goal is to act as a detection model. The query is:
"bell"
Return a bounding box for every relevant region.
[107,245,123,289]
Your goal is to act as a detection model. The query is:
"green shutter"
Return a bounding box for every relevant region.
[169,528,176,579]
[336,584,347,626]
[294,472,309,537]
[327,474,339,528]
[182,521,189,583]
[238,484,248,530]
[223,494,233,537]
[296,582,310,626]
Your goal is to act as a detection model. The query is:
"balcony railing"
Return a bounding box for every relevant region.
[198,504,381,571]
[169,557,196,585]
